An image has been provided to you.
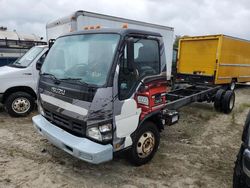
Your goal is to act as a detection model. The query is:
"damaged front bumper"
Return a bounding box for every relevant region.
[32,115,113,164]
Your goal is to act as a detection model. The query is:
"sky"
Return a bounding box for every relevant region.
[0,0,250,40]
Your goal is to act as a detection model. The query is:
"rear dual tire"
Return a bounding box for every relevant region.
[222,90,235,114]
[214,89,235,114]
[214,89,224,112]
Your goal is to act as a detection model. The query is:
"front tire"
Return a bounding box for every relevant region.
[4,92,35,117]
[128,121,160,166]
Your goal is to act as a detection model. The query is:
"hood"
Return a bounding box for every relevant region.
[0,65,28,79]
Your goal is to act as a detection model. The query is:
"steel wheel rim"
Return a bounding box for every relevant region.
[137,131,155,159]
[12,97,30,114]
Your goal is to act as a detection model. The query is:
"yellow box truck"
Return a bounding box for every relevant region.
[177,35,250,90]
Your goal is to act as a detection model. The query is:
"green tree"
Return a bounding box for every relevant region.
[173,35,181,49]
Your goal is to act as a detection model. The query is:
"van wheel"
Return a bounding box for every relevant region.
[5,92,35,117]
[221,90,235,114]
[128,121,160,166]
[214,89,225,112]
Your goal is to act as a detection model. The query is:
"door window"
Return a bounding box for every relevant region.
[118,38,160,100]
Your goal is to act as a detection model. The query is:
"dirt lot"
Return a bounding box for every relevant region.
[0,86,250,188]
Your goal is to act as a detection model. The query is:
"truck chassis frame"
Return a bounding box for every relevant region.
[165,84,220,110]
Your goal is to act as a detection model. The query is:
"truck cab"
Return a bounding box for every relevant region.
[0,45,48,116]
[33,28,173,165]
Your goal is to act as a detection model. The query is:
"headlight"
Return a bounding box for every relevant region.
[87,127,102,141]
[37,101,45,116]
[99,124,112,133]
[86,123,112,142]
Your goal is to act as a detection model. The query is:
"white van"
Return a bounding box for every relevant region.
[0,45,48,117]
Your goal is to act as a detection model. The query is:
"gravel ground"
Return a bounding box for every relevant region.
[0,85,250,188]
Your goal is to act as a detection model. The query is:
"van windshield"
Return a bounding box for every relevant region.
[41,34,120,86]
[11,46,44,68]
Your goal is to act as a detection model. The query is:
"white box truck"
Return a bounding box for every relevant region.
[46,10,174,79]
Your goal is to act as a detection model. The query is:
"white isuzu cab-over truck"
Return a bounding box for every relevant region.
[33,10,235,166]
[0,45,48,117]
[32,10,174,166]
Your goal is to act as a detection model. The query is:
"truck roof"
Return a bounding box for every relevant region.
[59,28,162,38]
[181,34,250,43]
[0,30,44,41]
[47,10,174,31]
[34,45,48,48]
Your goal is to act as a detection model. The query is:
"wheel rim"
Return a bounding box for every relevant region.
[229,95,235,110]
[12,97,30,114]
[137,131,155,159]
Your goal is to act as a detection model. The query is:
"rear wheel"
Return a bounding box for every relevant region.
[214,89,225,112]
[221,90,235,114]
[128,121,160,166]
[4,92,35,117]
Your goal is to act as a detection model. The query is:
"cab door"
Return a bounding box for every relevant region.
[113,36,161,148]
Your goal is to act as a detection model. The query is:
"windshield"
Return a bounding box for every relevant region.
[11,46,44,68]
[41,34,120,86]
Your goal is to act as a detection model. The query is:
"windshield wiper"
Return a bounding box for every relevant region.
[14,61,21,65]
[60,77,98,87]
[7,63,26,68]
[41,72,59,81]
[60,77,89,85]
[60,78,82,81]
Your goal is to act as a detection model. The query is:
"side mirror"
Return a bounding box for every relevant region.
[48,39,55,49]
[36,59,43,70]
[126,38,134,71]
[36,53,47,71]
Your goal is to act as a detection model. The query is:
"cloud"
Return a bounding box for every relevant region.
[0,0,250,40]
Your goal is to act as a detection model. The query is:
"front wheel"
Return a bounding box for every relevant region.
[128,121,160,166]
[4,92,35,117]
[214,89,225,112]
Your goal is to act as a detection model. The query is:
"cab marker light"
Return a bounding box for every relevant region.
[122,23,128,29]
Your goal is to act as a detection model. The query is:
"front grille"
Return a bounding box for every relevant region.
[44,109,86,137]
